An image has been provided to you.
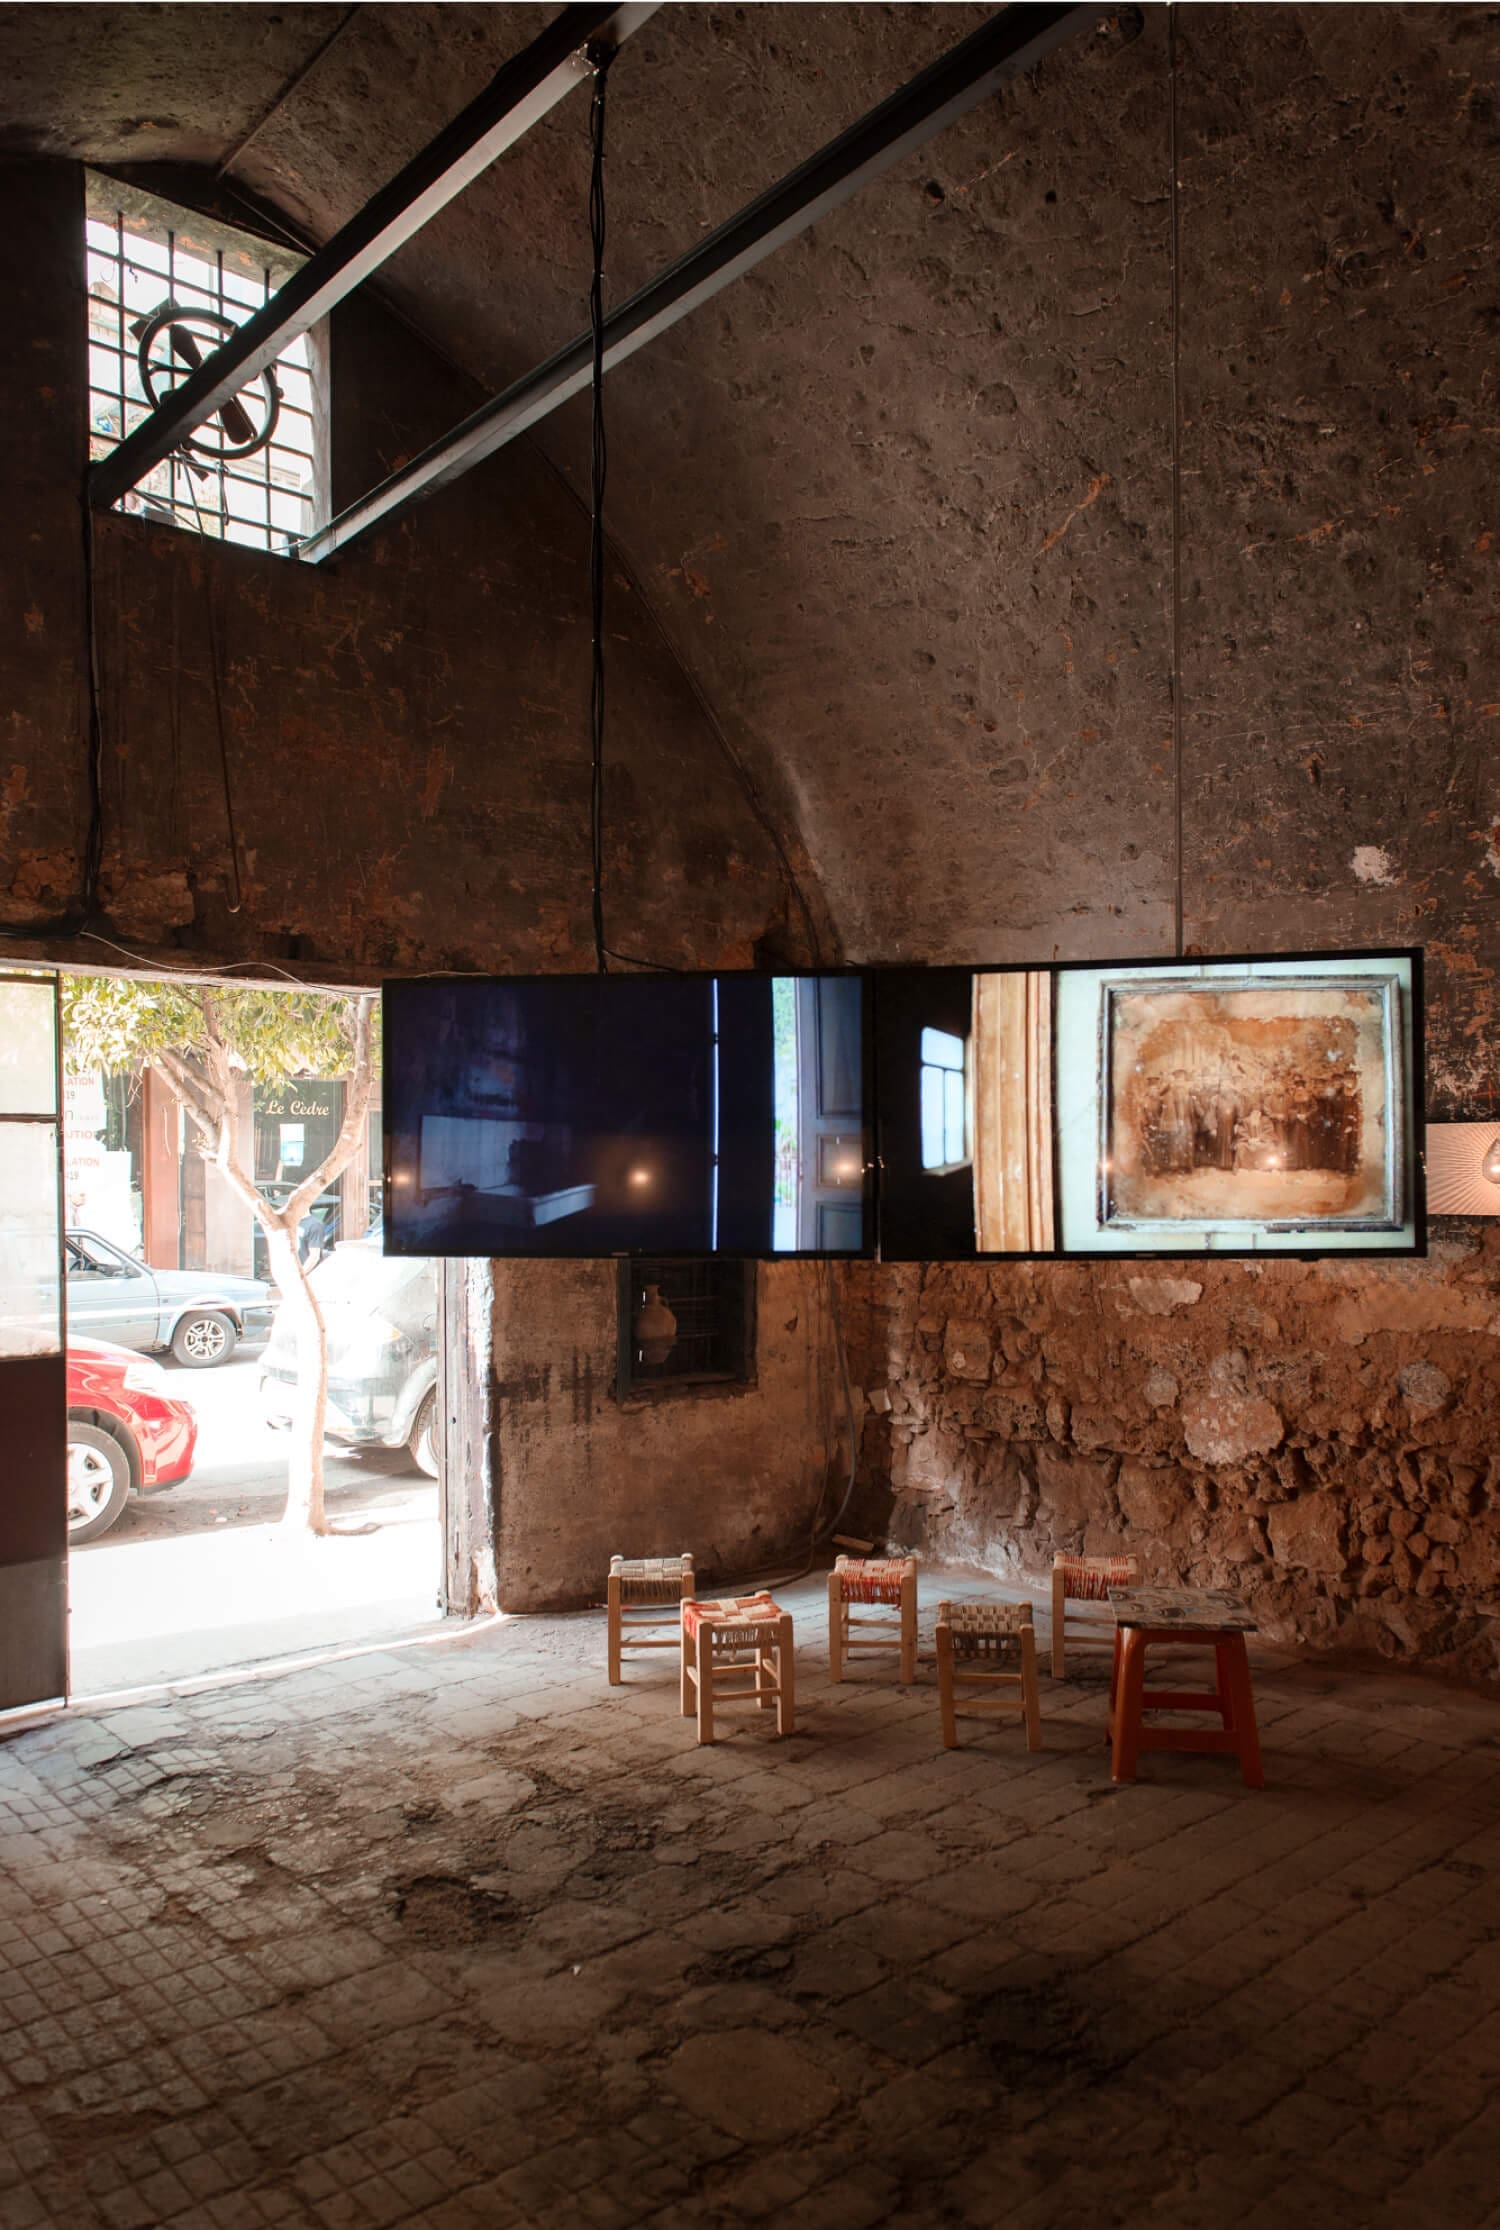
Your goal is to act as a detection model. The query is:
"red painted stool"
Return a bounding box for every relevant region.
[1106,1585,1264,1789]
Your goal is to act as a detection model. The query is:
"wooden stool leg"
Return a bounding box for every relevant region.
[607,1573,623,1684]
[1020,1627,1042,1753]
[1213,1640,1238,1733]
[936,1626,958,1749]
[1111,1627,1147,1783]
[758,1639,774,1706]
[775,1615,795,1736]
[1052,1566,1066,1680]
[680,1622,693,1716]
[900,1570,917,1686]
[1222,1635,1264,1789]
[694,1625,715,1745]
[827,1569,844,1682]
[1104,1622,1125,1746]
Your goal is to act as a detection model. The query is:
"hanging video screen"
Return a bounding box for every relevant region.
[382,948,1422,1261]
[1052,952,1421,1254]
[383,974,871,1258]
[874,968,1056,1259]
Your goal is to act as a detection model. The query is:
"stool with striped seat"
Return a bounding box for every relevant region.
[935,1599,1041,1751]
[1052,1551,1140,1679]
[607,1553,694,1684]
[680,1593,795,1744]
[828,1555,917,1684]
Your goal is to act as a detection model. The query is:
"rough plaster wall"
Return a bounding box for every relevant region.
[0,161,818,974]
[1177,5,1500,1099]
[844,1238,1500,1691]
[489,1261,844,1613]
[1,163,90,929]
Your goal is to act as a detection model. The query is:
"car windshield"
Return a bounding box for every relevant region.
[309,1241,427,1310]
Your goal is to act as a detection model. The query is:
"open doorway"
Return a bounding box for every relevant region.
[55,964,446,1697]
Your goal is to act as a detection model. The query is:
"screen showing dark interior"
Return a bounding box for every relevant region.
[383,974,869,1257]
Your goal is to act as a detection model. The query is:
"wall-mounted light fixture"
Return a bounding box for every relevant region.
[1425,1123,1500,1214]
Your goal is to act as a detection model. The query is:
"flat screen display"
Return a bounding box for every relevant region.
[382,947,1423,1260]
[383,974,870,1258]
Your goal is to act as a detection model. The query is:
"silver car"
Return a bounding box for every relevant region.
[258,1236,437,1475]
[65,1228,276,1368]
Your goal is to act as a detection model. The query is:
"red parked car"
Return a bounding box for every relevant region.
[66,1338,199,1544]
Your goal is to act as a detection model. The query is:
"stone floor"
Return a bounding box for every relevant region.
[2,1569,1499,2230]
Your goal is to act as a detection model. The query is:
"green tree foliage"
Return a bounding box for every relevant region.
[61,973,380,1534]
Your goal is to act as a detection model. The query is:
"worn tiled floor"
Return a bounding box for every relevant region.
[2,1569,1499,2229]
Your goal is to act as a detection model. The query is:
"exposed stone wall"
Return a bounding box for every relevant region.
[845,1230,1500,1690]
[490,1261,844,1613]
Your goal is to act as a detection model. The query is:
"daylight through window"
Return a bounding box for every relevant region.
[86,175,319,554]
[920,1026,968,1172]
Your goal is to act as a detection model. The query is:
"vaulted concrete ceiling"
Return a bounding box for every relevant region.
[4,4,1495,971]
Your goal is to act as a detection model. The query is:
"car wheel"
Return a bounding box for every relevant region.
[67,1422,132,1544]
[409,1391,439,1480]
[171,1310,237,1368]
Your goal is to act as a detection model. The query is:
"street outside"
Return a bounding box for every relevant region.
[68,1351,443,1696]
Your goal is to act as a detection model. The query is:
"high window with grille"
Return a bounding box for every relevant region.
[86,174,321,554]
[617,1260,757,1399]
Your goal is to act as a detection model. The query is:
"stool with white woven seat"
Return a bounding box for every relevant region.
[607,1553,694,1684]
[680,1593,795,1744]
[935,1599,1042,1752]
[1051,1551,1140,1679]
[828,1554,917,1684]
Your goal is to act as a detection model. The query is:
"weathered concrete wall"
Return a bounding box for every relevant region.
[844,1234,1500,1690]
[490,1261,844,1612]
[0,159,823,976]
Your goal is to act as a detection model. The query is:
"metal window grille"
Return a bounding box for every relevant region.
[618,1259,757,1397]
[85,176,319,554]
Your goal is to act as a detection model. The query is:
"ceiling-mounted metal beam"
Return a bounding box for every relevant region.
[297,1,1095,567]
[89,1,660,511]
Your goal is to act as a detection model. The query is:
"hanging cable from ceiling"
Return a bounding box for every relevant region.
[587,40,616,976]
[1168,3,1186,961]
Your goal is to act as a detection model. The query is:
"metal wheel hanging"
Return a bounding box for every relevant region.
[133,301,282,462]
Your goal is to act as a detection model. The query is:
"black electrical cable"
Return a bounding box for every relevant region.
[587,44,615,977]
[1168,6,1185,961]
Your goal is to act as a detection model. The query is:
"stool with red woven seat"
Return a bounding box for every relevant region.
[1051,1550,1140,1679]
[680,1593,795,1745]
[828,1554,917,1684]
[935,1599,1042,1752]
[607,1553,695,1684]
[1106,1584,1264,1788]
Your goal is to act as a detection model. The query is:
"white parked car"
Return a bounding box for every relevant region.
[66,1228,276,1368]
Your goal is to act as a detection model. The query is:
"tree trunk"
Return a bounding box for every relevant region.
[154,993,378,1537]
[261,1217,329,1535]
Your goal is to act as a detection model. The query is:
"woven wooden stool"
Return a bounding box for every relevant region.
[607,1553,694,1684]
[1052,1550,1140,1678]
[828,1554,917,1684]
[935,1599,1042,1751]
[1106,1584,1264,1788]
[680,1593,795,1745]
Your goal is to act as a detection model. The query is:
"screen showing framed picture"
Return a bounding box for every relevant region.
[1054,950,1423,1254]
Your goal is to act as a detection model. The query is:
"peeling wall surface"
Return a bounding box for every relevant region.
[0,9,1498,1671]
[846,1236,1500,1690]
[0,163,817,975]
[489,1262,844,1612]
